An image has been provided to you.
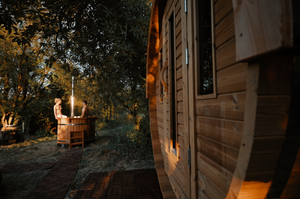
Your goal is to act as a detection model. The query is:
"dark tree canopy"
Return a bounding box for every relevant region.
[0,0,152,130]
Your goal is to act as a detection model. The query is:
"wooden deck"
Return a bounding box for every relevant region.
[74,169,163,199]
[24,148,83,199]
[0,161,56,174]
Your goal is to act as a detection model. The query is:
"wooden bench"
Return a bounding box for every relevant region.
[69,131,84,149]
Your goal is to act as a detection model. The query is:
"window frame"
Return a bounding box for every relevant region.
[159,48,164,103]
[194,0,217,100]
[168,9,178,156]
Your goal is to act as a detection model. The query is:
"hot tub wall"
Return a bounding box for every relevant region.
[57,117,97,144]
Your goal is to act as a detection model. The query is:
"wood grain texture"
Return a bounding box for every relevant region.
[165,0,175,21]
[146,1,176,199]
[180,0,191,197]
[217,62,247,94]
[176,55,182,69]
[177,90,183,101]
[177,66,182,79]
[177,101,183,113]
[175,20,181,38]
[196,92,246,121]
[189,1,198,198]
[169,174,188,199]
[215,0,233,25]
[255,96,290,136]
[244,136,284,179]
[232,0,293,61]
[175,0,181,16]
[196,116,243,150]
[215,11,235,48]
[216,37,236,70]
[164,153,187,193]
[176,43,182,59]
[176,31,182,48]
[198,169,227,199]
[197,153,233,196]
[178,124,185,137]
[177,78,183,90]
[177,113,184,125]
[225,56,294,199]
[178,135,185,161]
[197,135,239,173]
[225,61,259,199]
[175,8,181,27]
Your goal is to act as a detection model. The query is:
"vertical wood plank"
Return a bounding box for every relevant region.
[225,61,259,199]
[180,0,190,197]
[189,0,197,199]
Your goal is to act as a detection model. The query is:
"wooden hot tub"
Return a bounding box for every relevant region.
[57,116,97,145]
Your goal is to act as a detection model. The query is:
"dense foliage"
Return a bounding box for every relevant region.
[0,0,152,141]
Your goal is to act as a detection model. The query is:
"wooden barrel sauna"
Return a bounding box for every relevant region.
[57,116,97,145]
[146,0,300,198]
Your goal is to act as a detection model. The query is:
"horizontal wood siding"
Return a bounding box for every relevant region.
[196,0,242,198]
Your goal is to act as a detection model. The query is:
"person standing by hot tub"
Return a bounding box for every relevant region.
[81,100,89,118]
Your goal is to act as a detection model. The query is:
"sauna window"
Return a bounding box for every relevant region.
[168,12,177,155]
[196,0,216,99]
[159,50,163,100]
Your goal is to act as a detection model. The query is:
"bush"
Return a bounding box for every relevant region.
[102,117,153,160]
[35,122,56,137]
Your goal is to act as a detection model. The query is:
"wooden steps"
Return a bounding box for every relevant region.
[69,131,84,149]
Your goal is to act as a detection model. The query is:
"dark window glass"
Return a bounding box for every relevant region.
[160,50,163,96]
[199,0,213,95]
[169,13,176,149]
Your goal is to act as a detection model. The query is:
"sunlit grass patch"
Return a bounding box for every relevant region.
[0,135,65,167]
[0,135,57,151]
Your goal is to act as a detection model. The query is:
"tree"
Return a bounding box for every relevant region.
[0,0,152,130]
[0,25,53,129]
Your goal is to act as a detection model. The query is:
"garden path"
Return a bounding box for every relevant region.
[1,147,162,199]
[24,148,83,199]
[0,162,56,174]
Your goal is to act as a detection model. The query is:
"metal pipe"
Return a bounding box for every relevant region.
[71,76,75,117]
[72,76,74,96]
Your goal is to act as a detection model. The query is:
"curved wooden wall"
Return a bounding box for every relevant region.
[147,0,300,199]
[146,1,177,198]
[228,1,300,198]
